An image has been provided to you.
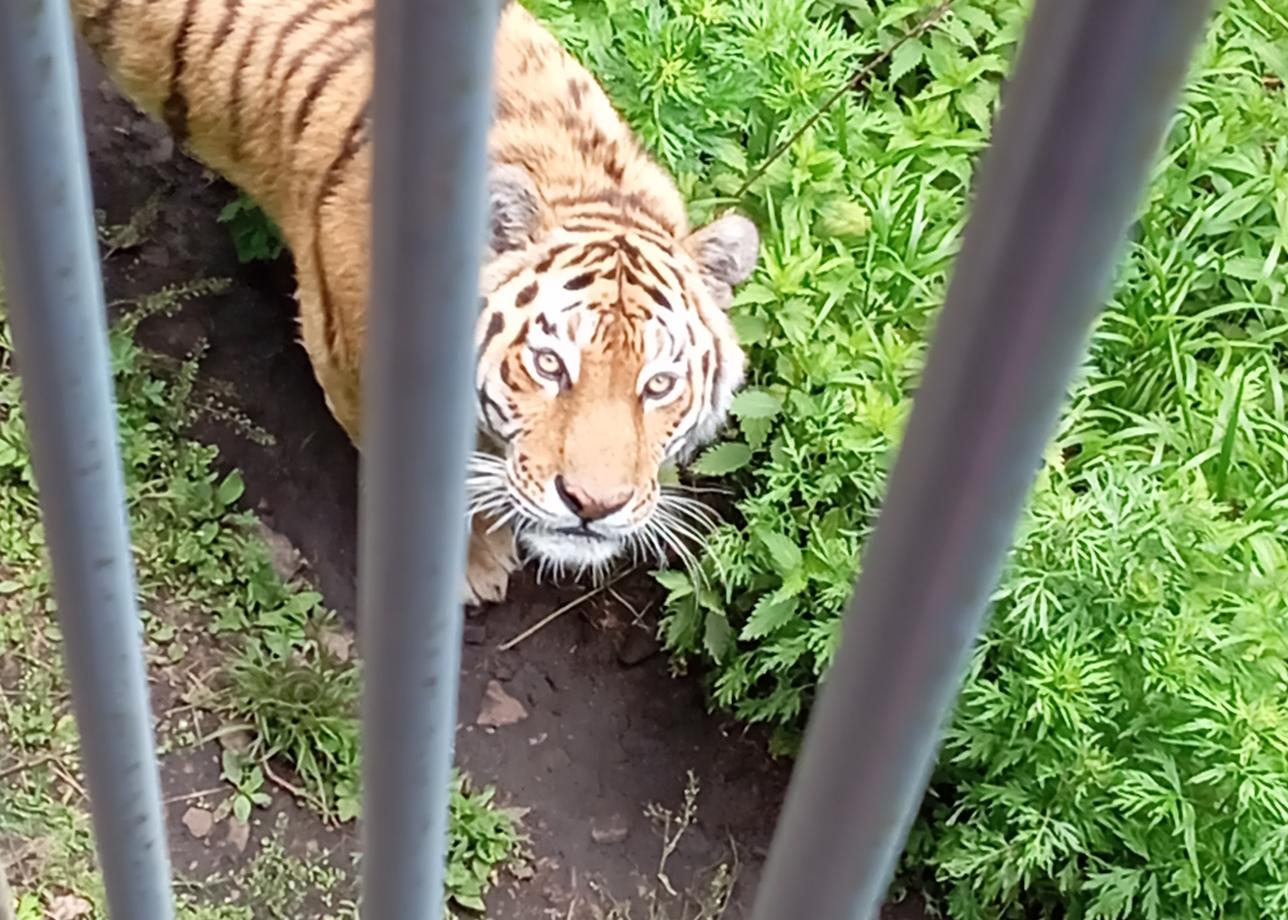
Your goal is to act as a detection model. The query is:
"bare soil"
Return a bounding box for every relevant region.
[73,48,926,919]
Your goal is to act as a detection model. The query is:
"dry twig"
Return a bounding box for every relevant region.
[498,566,638,651]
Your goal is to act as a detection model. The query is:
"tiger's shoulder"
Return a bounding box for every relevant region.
[489,3,692,242]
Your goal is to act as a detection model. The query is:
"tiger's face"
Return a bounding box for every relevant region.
[469,165,759,574]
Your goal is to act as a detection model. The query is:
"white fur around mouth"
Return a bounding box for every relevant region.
[518,526,626,571]
[464,451,722,580]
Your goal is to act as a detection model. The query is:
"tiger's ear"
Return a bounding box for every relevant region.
[684,212,760,308]
[488,162,543,253]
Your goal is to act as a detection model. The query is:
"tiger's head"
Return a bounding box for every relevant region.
[469,164,759,574]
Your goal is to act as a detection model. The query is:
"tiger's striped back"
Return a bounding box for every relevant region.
[72,0,373,236]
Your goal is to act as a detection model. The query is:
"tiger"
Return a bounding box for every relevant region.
[69,0,760,606]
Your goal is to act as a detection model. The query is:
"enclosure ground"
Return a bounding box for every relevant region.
[23,51,932,918]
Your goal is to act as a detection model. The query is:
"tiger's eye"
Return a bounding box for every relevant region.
[533,350,565,380]
[644,373,677,398]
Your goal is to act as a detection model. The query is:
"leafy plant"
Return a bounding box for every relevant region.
[447,774,529,914]
[220,645,525,911]
[12,894,43,920]
[0,277,522,916]
[905,459,1288,919]
[222,644,362,823]
[217,191,286,264]
[219,748,274,824]
[526,0,1288,916]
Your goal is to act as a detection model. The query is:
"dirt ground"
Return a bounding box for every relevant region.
[72,50,925,920]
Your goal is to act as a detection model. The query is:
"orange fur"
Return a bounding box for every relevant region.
[71,0,760,604]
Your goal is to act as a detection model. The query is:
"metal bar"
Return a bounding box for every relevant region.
[357,0,498,916]
[0,2,175,918]
[1,856,14,920]
[748,2,1212,918]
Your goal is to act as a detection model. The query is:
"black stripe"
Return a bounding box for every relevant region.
[293,39,366,139]
[560,216,672,246]
[566,242,615,266]
[534,243,572,273]
[208,0,244,56]
[709,340,724,404]
[515,281,538,307]
[265,0,336,79]
[480,311,505,353]
[631,246,684,292]
[614,235,648,268]
[278,9,372,94]
[642,283,671,310]
[478,384,510,433]
[228,16,265,158]
[564,271,596,291]
[622,265,677,304]
[312,99,372,354]
[553,190,677,236]
[162,0,200,141]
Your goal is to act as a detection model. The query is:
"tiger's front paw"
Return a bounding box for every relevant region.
[463,515,520,607]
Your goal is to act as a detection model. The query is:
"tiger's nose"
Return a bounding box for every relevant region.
[555,475,633,522]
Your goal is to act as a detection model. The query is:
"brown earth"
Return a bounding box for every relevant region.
[73,48,926,920]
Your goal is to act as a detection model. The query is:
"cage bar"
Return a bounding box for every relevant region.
[748,2,1212,919]
[0,2,176,918]
[0,0,1224,917]
[356,0,500,916]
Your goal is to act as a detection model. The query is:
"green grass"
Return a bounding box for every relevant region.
[525,0,1288,916]
[0,272,522,916]
[217,191,286,264]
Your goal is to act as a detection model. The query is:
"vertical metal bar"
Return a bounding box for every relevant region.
[0,858,14,920]
[749,2,1212,919]
[0,2,175,919]
[358,0,497,916]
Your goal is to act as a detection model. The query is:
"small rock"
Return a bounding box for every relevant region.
[477,680,528,728]
[182,806,214,839]
[616,626,660,667]
[226,817,251,853]
[258,522,304,582]
[146,134,175,164]
[319,628,354,663]
[462,623,487,645]
[590,814,629,845]
[48,894,93,920]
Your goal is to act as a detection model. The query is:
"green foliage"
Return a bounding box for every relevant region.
[906,461,1288,919]
[217,191,286,263]
[447,775,529,914]
[235,826,350,919]
[223,644,362,823]
[220,645,525,912]
[0,281,521,916]
[527,0,1288,916]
